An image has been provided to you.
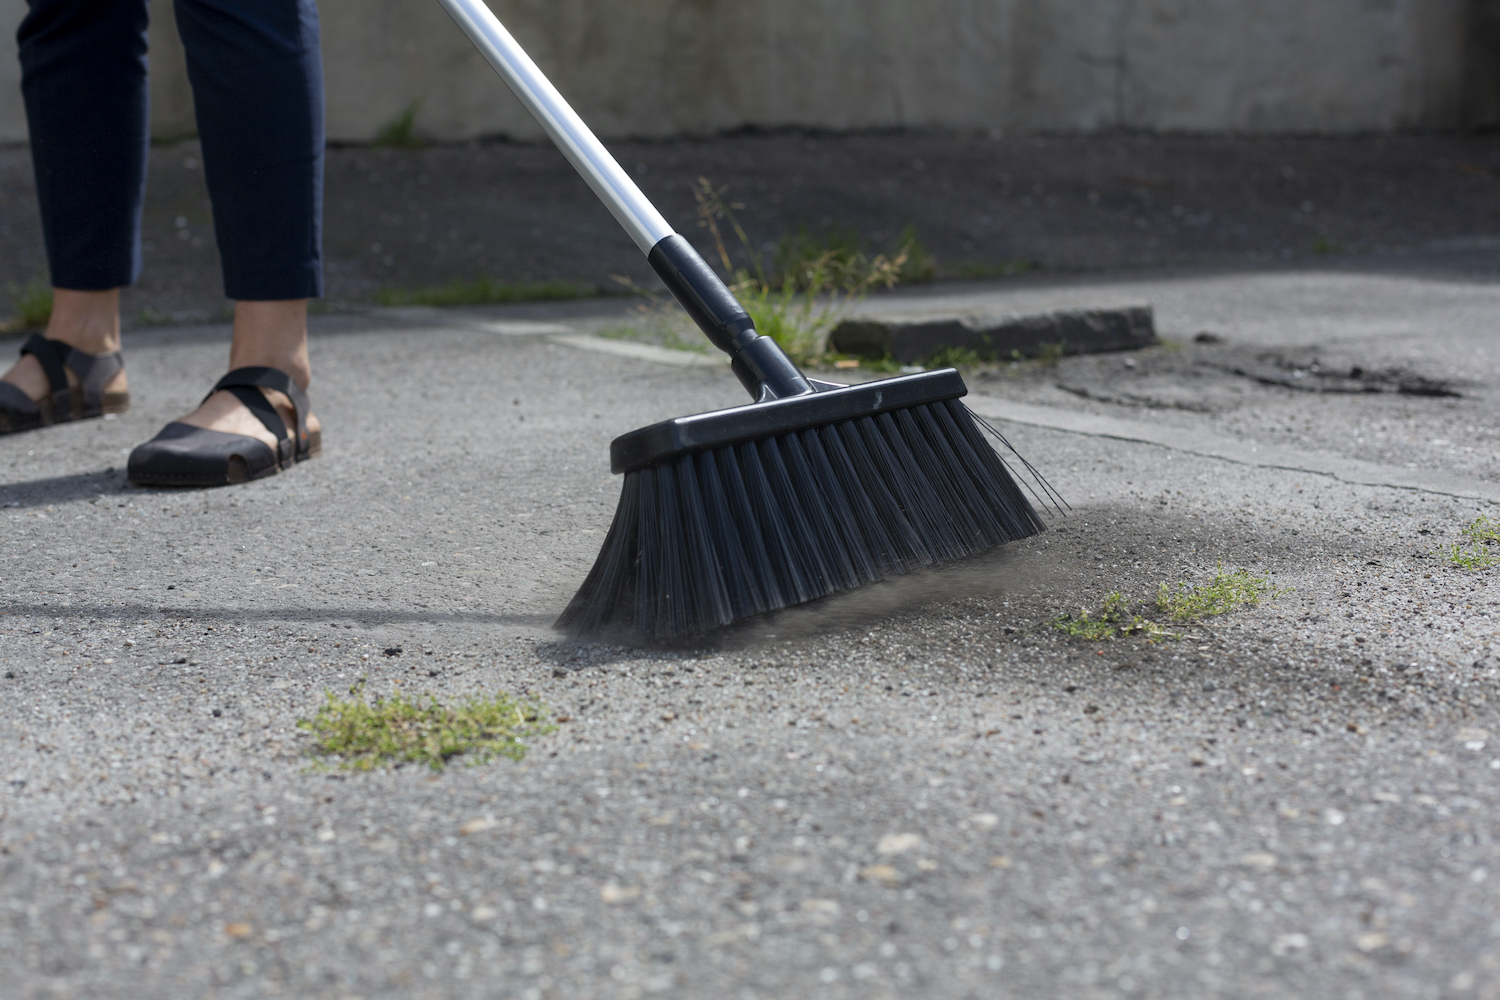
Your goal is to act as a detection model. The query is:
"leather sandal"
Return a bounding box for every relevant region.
[0,333,128,434]
[127,366,320,487]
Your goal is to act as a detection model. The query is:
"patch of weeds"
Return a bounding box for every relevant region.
[1156,564,1291,622]
[1053,592,1176,642]
[949,258,1035,280]
[299,683,554,771]
[133,309,172,327]
[374,99,424,149]
[1054,565,1290,642]
[1449,515,1500,569]
[690,178,908,365]
[4,280,52,331]
[774,225,863,291]
[739,282,835,361]
[1312,237,1344,255]
[376,278,595,308]
[771,223,930,291]
[928,344,983,369]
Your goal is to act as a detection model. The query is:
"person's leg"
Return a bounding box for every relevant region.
[162,0,324,454]
[3,0,146,403]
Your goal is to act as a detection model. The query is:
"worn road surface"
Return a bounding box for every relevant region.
[2,249,1499,999]
[3,130,1498,322]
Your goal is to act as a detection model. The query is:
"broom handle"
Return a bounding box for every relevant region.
[435,0,814,400]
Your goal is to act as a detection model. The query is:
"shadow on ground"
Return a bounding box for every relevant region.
[0,601,559,630]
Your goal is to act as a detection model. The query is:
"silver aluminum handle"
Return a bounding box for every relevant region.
[435,0,675,254]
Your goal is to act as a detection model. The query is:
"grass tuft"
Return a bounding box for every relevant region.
[298,684,554,771]
[376,278,595,308]
[5,280,52,331]
[1449,515,1500,569]
[374,99,425,149]
[688,179,919,364]
[604,182,932,365]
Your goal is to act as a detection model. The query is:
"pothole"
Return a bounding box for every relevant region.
[1222,351,1461,397]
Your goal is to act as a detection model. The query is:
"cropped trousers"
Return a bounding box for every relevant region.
[17,0,324,299]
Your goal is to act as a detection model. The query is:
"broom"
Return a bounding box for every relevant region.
[438,0,1057,639]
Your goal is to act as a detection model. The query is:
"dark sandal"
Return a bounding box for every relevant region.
[0,333,128,434]
[127,366,320,487]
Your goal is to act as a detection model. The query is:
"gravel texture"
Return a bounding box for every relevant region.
[1,247,1498,998]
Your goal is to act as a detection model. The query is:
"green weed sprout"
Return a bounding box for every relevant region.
[1052,592,1176,642]
[1156,564,1290,622]
[299,684,554,771]
[1054,564,1290,642]
[1449,515,1500,569]
[374,99,424,148]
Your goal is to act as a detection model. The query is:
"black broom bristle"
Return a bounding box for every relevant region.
[557,396,1052,640]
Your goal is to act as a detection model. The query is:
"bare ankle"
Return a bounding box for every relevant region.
[229,300,311,390]
[46,288,122,355]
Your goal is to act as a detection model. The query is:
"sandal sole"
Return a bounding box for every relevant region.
[131,435,321,488]
[0,392,129,435]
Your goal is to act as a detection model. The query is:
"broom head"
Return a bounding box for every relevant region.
[556,369,1046,640]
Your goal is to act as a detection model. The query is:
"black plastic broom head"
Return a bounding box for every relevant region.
[556,368,1048,640]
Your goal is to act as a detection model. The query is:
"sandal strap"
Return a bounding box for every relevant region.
[21,334,69,395]
[208,366,311,461]
[224,385,291,463]
[19,334,126,417]
[63,347,124,414]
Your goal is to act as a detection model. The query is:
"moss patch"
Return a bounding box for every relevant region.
[299,685,554,771]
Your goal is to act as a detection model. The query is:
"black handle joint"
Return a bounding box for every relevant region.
[648,234,813,400]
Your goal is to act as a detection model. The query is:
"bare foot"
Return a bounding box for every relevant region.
[177,385,321,453]
[1,288,128,403]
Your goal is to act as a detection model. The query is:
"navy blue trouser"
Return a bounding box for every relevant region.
[17,0,324,299]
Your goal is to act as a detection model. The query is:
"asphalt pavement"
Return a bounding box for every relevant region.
[1,249,1499,1000]
[3,130,1498,323]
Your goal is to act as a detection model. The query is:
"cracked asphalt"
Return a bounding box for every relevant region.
[1,249,1499,999]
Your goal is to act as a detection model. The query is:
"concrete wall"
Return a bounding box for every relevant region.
[1,0,1494,144]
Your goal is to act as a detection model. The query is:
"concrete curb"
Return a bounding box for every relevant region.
[966,396,1500,504]
[830,306,1158,363]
